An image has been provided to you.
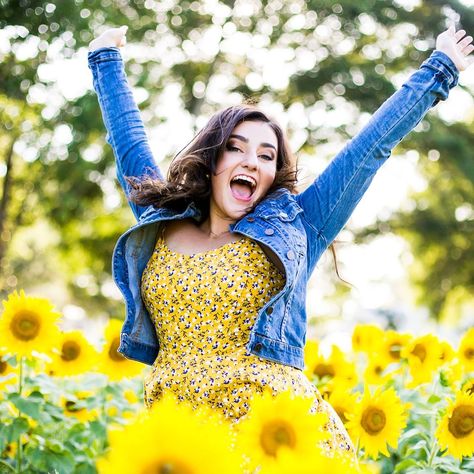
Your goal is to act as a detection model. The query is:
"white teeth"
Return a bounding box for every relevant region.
[231,174,257,189]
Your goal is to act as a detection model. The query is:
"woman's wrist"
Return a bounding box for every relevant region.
[89,38,116,52]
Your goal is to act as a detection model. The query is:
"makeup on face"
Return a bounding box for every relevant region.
[209,121,278,222]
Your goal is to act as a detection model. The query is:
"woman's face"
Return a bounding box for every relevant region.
[210,120,278,222]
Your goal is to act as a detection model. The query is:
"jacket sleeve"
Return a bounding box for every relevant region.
[88,47,164,221]
[295,50,459,263]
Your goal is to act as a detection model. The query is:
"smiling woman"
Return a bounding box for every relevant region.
[87,23,473,461]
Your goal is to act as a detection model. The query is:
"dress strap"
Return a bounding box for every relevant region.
[157,222,167,243]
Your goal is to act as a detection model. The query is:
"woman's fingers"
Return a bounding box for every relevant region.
[454,29,466,41]
[457,35,472,49]
[463,44,474,56]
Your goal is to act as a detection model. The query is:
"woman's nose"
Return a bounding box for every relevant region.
[242,152,258,170]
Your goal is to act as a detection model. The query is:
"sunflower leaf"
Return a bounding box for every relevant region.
[6,417,29,443]
[393,458,420,472]
[26,445,75,474]
[427,394,442,404]
[7,392,42,420]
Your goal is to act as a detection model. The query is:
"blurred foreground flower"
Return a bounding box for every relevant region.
[97,393,241,474]
[235,389,331,472]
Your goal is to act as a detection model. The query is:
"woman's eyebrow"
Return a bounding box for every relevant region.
[229,134,277,151]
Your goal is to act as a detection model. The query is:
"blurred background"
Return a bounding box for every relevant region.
[0,0,473,352]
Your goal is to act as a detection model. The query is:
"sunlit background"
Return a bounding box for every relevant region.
[1,0,473,354]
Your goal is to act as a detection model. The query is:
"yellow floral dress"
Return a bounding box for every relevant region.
[141,230,354,455]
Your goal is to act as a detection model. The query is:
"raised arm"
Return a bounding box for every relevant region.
[87,26,163,221]
[296,26,473,271]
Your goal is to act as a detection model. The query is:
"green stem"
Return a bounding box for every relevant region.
[427,438,439,467]
[427,378,439,467]
[0,459,16,472]
[16,355,23,474]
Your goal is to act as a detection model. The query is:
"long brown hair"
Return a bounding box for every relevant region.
[124,104,297,221]
[124,104,349,285]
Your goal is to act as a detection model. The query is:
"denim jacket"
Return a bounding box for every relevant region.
[88,47,458,369]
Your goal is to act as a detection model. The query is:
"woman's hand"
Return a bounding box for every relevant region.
[88,25,128,52]
[436,25,473,71]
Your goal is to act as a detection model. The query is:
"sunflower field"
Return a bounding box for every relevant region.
[0,289,473,474]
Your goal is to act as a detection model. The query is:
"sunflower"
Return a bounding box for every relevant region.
[436,390,474,460]
[97,392,241,474]
[363,357,402,386]
[0,352,17,393]
[378,330,412,365]
[46,330,98,377]
[305,344,357,388]
[439,339,456,365]
[458,328,474,373]
[352,324,385,354]
[461,378,474,396]
[441,359,464,390]
[325,385,359,426]
[0,289,62,359]
[97,319,144,381]
[401,334,444,388]
[234,388,330,472]
[346,385,409,460]
[60,390,100,424]
[123,388,139,405]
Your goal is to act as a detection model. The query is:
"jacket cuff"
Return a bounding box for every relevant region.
[87,46,122,65]
[422,50,459,88]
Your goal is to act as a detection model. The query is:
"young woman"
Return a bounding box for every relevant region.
[87,24,473,455]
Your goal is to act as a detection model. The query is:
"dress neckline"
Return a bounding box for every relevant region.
[159,235,249,258]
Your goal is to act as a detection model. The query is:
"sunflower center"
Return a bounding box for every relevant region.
[0,359,7,374]
[411,343,427,363]
[61,341,81,361]
[335,406,348,424]
[464,348,474,360]
[65,400,84,413]
[313,363,335,379]
[448,404,474,438]
[10,310,41,341]
[374,365,383,375]
[141,460,193,474]
[260,420,296,456]
[108,336,125,362]
[389,343,402,360]
[361,406,386,435]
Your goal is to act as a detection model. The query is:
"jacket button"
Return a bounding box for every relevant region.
[254,342,263,352]
[264,228,274,235]
[286,250,295,260]
[267,306,274,315]
[279,212,288,219]
[247,216,255,222]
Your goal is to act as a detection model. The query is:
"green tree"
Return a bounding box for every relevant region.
[1,0,473,321]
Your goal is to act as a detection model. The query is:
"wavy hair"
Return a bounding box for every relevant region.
[124,104,297,220]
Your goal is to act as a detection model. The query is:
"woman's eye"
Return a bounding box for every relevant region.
[261,154,274,161]
[226,144,241,152]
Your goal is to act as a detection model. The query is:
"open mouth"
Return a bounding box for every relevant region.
[229,174,257,202]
